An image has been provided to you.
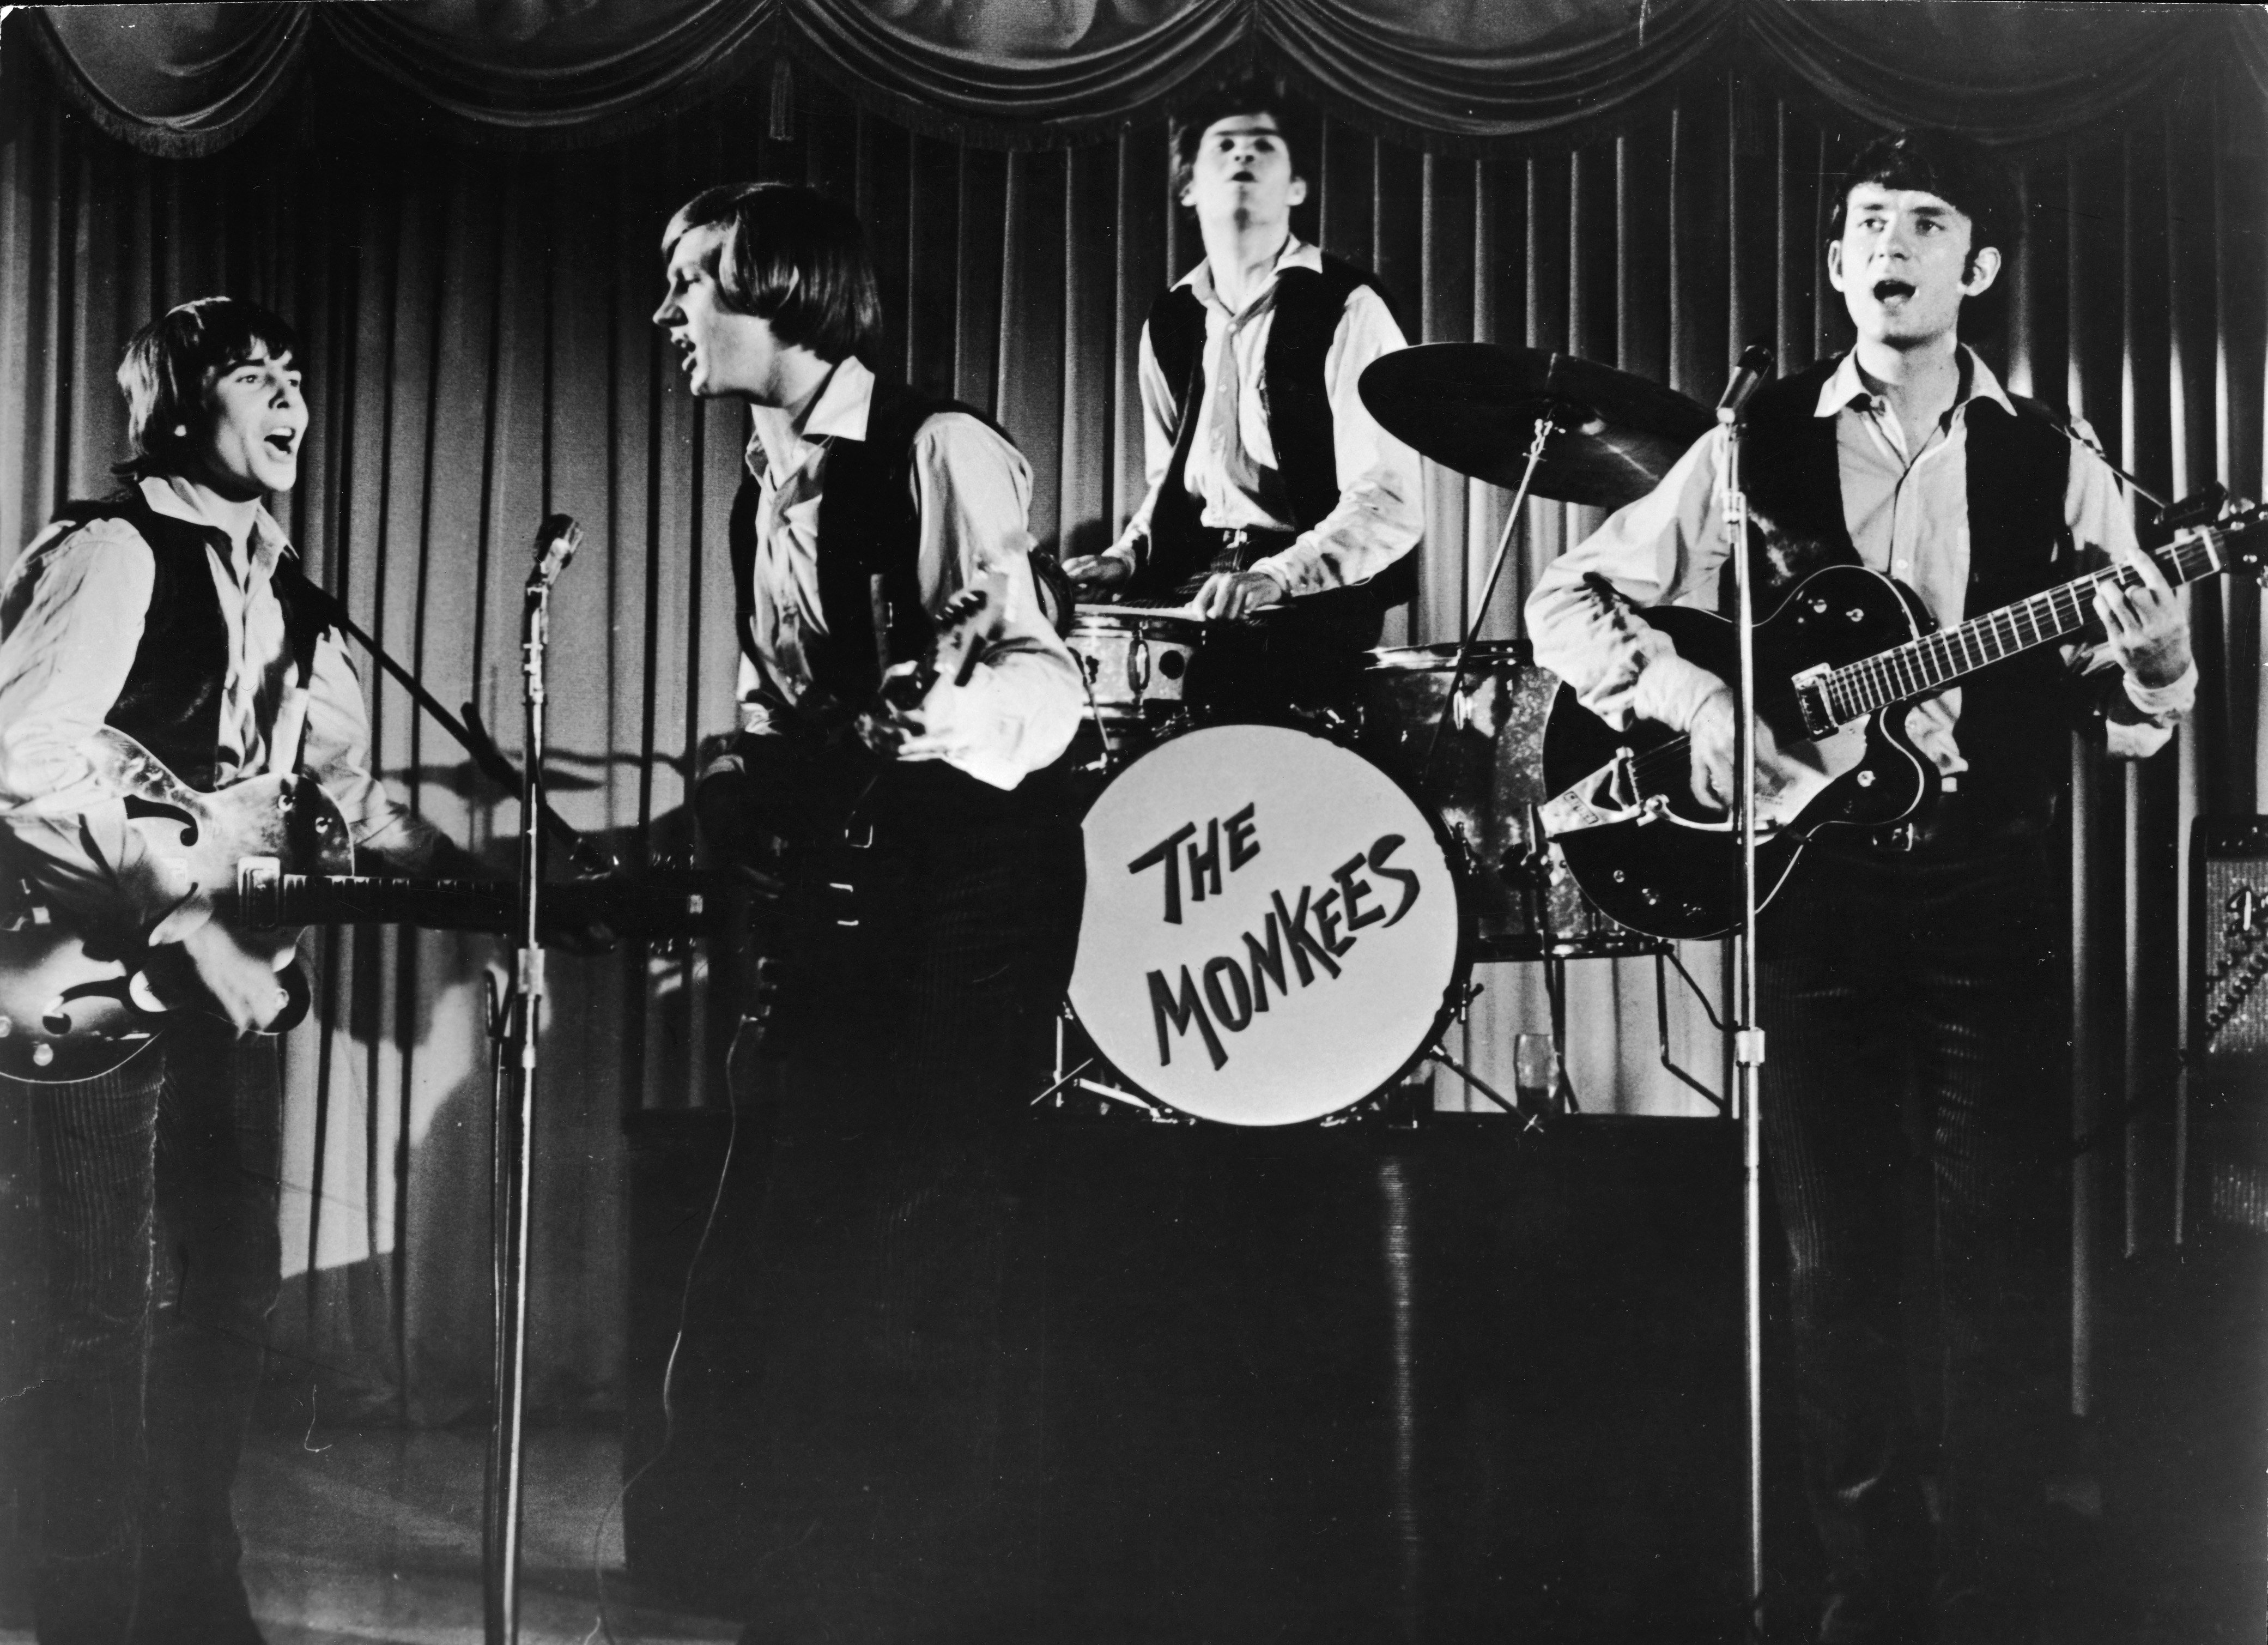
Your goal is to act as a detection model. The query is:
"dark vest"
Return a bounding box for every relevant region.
[48,491,330,793]
[1725,357,2079,824]
[727,378,1011,709]
[1143,252,1417,632]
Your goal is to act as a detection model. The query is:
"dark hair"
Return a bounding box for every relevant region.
[114,297,301,481]
[662,183,883,365]
[1172,74,1304,204]
[1827,129,2018,265]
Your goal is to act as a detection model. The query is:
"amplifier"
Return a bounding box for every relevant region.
[2189,817,2268,1231]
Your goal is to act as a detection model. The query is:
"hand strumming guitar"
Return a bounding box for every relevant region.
[1686,682,1798,814]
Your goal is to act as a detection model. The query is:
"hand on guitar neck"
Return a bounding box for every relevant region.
[858,567,1014,765]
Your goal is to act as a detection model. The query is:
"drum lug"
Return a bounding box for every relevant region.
[1129,638,1150,693]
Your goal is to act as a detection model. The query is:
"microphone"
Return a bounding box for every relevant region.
[1716,342,1775,424]
[528,513,584,591]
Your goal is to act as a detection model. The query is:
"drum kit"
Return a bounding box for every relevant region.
[1058,344,1716,1127]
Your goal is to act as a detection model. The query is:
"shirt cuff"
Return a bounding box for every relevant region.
[1630,652,1728,734]
[2121,660,2198,722]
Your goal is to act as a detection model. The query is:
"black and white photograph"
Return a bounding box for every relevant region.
[0,2,2263,1641]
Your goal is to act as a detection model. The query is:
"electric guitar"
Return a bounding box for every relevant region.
[0,569,1016,1084]
[1537,506,2266,940]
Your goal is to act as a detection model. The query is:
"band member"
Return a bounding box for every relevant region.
[1525,132,2192,1645]
[0,298,477,1644]
[653,183,1083,1640]
[1061,76,1423,713]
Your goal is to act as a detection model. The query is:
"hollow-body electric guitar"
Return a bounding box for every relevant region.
[0,728,744,1084]
[0,566,1015,1084]
[1537,507,2266,940]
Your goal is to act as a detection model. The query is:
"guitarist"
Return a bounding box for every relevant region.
[651,183,1084,1641]
[0,299,480,1644]
[1526,132,2194,1645]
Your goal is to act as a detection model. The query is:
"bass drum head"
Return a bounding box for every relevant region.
[1070,724,1466,1126]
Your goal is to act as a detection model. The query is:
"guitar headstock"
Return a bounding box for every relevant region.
[2212,499,2268,576]
[930,567,1015,690]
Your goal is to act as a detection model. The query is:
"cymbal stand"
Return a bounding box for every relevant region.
[483,524,576,1645]
[1421,407,1564,779]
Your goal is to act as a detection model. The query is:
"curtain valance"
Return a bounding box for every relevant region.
[19,1,2266,156]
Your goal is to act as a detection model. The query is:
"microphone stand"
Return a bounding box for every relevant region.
[483,516,579,1645]
[1718,349,1770,1636]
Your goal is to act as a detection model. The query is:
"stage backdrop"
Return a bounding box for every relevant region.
[2,1,2263,1421]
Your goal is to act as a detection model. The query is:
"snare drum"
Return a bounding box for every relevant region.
[1066,607,1204,735]
[1070,724,1467,1126]
[1358,643,1653,963]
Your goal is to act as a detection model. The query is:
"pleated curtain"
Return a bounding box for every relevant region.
[1,7,2260,1419]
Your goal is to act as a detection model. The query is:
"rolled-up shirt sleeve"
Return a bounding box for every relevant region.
[1105,324,1180,571]
[296,627,452,871]
[1249,286,1424,597]
[1524,426,1734,736]
[0,519,179,928]
[904,412,1084,789]
[2057,424,2197,759]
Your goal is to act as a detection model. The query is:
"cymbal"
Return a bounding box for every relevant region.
[1360,344,1715,509]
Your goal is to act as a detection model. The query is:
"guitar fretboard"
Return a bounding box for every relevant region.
[1815,521,2241,725]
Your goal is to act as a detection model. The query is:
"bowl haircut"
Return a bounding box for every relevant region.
[662,183,883,366]
[116,296,301,481]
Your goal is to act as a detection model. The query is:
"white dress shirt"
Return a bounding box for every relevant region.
[1108,236,1424,597]
[732,355,1082,791]
[0,476,444,933]
[1525,348,2197,774]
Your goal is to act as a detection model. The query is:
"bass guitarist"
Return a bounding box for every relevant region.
[0,298,480,1644]
[651,183,1084,1642]
[1526,131,2193,1645]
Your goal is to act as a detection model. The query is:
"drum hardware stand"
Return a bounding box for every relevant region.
[482,517,580,1645]
[1652,943,1727,1115]
[1422,406,1568,778]
[1717,342,1775,1640]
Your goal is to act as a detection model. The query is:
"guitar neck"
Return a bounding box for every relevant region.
[229,874,514,934]
[1820,525,2236,723]
[226,870,740,942]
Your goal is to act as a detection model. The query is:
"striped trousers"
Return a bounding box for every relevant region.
[20,1015,282,1645]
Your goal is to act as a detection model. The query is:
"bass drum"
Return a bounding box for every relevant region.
[1069,724,1467,1127]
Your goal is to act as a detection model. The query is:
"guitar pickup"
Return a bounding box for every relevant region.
[1790,665,1839,740]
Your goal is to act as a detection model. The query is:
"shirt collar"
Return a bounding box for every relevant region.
[745,355,876,480]
[138,474,292,569]
[1814,344,2015,420]
[1175,234,1321,316]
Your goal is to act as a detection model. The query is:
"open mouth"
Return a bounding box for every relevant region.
[263,431,296,457]
[1872,279,1916,304]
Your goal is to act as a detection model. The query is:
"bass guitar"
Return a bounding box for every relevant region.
[1537,506,2265,940]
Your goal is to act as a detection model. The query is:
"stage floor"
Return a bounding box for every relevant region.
[0,1429,738,1645]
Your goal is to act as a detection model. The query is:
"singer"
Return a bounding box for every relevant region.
[1525,131,2194,1645]
[0,297,482,1645]
[650,183,1085,1641]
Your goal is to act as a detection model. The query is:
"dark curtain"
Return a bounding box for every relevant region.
[23,1,2268,154]
[1,4,2261,1419]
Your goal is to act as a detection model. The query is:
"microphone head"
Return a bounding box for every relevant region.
[1717,342,1777,421]
[529,514,584,589]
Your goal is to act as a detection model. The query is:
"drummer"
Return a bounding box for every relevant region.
[1060,75,1424,721]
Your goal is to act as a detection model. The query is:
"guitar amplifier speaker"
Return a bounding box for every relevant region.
[2189,817,2268,1232]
